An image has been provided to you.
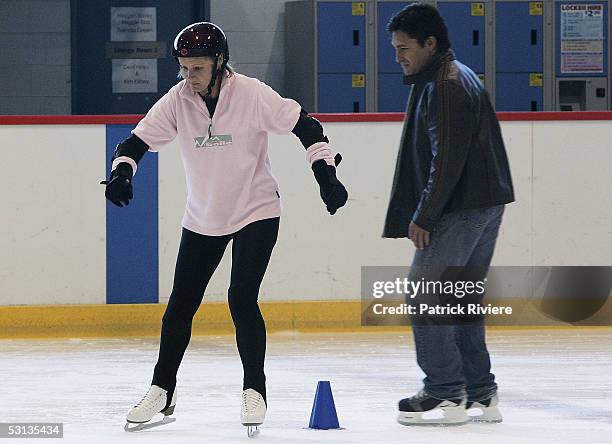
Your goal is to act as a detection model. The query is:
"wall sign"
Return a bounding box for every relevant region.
[110,7,158,93]
[560,4,605,73]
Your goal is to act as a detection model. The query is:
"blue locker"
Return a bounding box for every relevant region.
[318,74,366,112]
[555,1,609,77]
[378,1,411,73]
[437,2,485,73]
[378,73,412,112]
[496,2,543,72]
[496,73,543,111]
[317,2,366,73]
[378,1,411,111]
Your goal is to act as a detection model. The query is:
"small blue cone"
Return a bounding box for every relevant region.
[308,380,340,429]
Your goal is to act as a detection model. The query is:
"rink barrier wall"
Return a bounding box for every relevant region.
[1,112,611,337]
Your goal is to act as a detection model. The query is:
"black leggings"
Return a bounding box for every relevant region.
[152,217,280,404]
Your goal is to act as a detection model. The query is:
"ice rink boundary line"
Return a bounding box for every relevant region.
[1,302,611,339]
[2,111,612,125]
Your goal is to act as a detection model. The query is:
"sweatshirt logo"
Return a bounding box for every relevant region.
[194,135,233,148]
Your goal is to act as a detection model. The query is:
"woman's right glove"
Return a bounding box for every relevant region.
[312,153,348,215]
[101,162,133,207]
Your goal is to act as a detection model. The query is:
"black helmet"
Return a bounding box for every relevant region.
[171,22,229,63]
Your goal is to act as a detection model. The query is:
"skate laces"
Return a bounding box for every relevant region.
[242,389,262,414]
[412,389,429,401]
[135,386,164,411]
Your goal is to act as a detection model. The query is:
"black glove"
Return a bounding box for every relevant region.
[312,153,348,215]
[101,163,133,207]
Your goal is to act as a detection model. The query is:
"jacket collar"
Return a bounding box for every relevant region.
[178,71,234,105]
[404,49,455,85]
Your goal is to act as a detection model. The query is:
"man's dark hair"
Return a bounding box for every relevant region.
[387,3,451,53]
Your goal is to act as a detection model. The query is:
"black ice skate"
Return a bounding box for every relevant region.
[397,389,468,426]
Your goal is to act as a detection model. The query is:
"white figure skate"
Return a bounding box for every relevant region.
[124,385,177,432]
[241,388,266,437]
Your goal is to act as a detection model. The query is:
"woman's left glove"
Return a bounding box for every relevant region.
[312,153,348,215]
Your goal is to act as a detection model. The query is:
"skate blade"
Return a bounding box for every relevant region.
[246,425,260,437]
[397,408,469,427]
[124,416,176,432]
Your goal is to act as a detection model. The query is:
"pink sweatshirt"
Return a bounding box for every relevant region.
[123,73,335,236]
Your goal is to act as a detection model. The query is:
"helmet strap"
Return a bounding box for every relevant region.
[203,55,224,98]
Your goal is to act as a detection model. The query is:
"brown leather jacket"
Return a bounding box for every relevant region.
[383,50,514,238]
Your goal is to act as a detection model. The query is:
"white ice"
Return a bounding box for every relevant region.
[2,329,611,443]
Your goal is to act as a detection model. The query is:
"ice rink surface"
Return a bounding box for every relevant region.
[2,328,611,444]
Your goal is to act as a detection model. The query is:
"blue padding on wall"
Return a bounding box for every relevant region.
[106,124,159,304]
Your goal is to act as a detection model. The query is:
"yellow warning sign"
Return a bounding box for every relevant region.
[352,2,365,16]
[529,2,543,16]
[530,73,543,87]
[471,3,485,16]
[352,74,365,88]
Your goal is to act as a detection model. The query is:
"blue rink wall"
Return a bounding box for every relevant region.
[105,125,158,304]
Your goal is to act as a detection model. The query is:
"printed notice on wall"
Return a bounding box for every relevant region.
[111,7,156,42]
[560,4,604,73]
[112,59,158,93]
[111,7,158,93]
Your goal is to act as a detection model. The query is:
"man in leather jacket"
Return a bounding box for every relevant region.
[382,4,514,426]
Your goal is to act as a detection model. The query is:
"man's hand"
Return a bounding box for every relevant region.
[409,221,430,250]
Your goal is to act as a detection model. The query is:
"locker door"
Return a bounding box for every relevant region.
[496,73,543,111]
[437,2,485,73]
[496,2,543,72]
[317,2,366,73]
[378,73,412,112]
[318,73,366,112]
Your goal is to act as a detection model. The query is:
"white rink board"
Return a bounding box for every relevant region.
[532,121,612,266]
[0,125,106,305]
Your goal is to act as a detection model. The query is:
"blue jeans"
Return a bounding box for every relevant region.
[408,205,504,401]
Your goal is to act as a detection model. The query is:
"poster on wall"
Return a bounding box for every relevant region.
[111,59,158,93]
[560,3,605,73]
[110,7,158,93]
